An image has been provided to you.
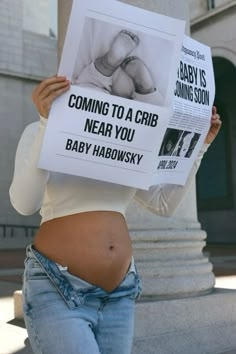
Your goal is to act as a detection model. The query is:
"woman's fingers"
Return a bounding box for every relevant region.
[38,80,70,100]
[42,85,70,111]
[31,76,70,118]
[32,76,68,101]
[34,76,66,97]
[204,107,222,144]
[39,85,70,118]
[211,112,220,121]
[212,105,217,115]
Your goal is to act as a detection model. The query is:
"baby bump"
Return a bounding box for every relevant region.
[33,211,133,292]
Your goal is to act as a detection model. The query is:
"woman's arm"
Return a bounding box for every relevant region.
[134,106,222,217]
[9,117,49,215]
[9,76,70,215]
[134,143,208,216]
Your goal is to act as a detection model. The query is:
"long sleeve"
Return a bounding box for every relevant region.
[134,144,209,217]
[9,116,49,215]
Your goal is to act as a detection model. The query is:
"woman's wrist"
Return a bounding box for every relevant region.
[198,142,210,157]
[39,115,48,127]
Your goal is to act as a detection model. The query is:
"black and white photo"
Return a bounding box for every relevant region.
[71,17,175,107]
[159,128,200,158]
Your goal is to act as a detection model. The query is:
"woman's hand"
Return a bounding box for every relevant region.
[204,106,222,145]
[31,76,70,119]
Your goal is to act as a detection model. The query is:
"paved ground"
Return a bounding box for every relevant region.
[1,246,236,354]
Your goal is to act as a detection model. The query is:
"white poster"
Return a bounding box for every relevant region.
[38,0,185,189]
[152,35,215,185]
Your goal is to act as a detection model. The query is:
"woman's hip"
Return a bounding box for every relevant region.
[22,244,142,312]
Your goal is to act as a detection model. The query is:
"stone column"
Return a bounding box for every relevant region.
[58,0,215,300]
[116,0,215,299]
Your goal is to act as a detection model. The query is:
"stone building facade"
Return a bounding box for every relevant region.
[189,0,236,243]
[0,0,57,248]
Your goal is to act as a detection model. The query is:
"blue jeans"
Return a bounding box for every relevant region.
[22,245,142,354]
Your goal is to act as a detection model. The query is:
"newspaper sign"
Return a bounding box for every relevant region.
[38,0,185,189]
[152,35,215,185]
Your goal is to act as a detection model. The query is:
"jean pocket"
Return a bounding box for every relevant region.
[23,258,62,310]
[23,276,63,315]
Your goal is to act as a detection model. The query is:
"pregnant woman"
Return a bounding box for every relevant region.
[9,30,221,354]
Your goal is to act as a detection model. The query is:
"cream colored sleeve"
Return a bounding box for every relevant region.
[9,116,49,215]
[134,144,209,217]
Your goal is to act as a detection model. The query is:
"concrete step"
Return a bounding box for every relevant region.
[133,288,236,354]
[0,323,31,354]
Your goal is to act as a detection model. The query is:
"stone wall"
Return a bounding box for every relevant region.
[23,0,49,35]
[0,1,57,248]
[188,0,235,20]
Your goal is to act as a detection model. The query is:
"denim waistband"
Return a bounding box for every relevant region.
[25,244,139,309]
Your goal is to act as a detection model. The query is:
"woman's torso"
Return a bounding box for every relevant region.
[33,211,132,292]
[34,172,136,292]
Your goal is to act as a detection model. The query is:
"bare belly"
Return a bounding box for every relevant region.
[33,211,132,292]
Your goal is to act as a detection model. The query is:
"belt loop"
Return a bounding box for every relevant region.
[26,243,33,257]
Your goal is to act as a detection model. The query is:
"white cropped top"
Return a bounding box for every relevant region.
[9,116,209,224]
